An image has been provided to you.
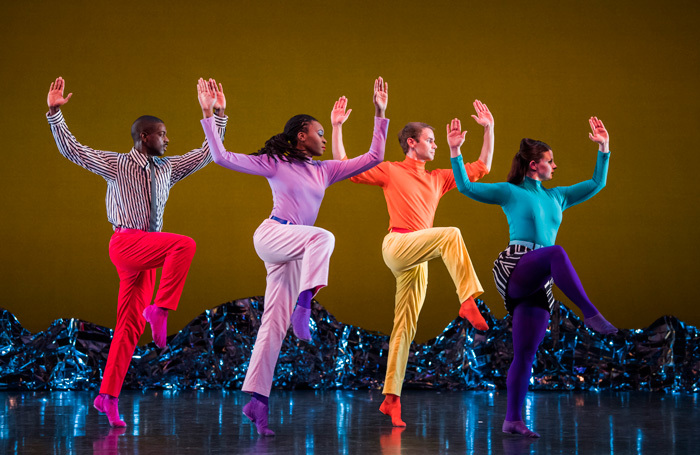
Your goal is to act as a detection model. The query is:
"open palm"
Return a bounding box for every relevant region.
[588,116,609,145]
[373,77,388,112]
[331,96,352,127]
[212,80,226,111]
[446,118,467,149]
[197,78,217,111]
[47,77,72,108]
[471,99,493,128]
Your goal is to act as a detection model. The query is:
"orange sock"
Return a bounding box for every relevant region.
[459,297,489,331]
[380,394,406,427]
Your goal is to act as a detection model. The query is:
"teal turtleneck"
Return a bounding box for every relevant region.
[450,151,609,247]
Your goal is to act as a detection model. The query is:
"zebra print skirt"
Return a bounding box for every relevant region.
[492,244,555,314]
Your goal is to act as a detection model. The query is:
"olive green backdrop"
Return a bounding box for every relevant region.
[1,1,698,344]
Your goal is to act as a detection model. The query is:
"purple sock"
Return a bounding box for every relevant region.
[506,303,550,423]
[243,394,274,436]
[291,289,314,341]
[297,289,313,309]
[252,393,268,406]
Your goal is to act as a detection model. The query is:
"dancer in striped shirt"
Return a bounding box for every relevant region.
[46,77,227,427]
[449,116,617,437]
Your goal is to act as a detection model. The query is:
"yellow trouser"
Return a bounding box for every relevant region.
[381,227,483,396]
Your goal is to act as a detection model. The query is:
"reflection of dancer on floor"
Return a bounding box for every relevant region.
[46,77,227,427]
[449,116,617,438]
[199,78,389,436]
[333,100,495,427]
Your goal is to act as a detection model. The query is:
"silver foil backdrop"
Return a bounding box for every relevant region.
[1,298,698,392]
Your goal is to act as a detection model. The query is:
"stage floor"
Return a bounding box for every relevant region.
[1,390,696,454]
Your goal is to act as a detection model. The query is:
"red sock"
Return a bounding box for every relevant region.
[380,394,406,427]
[459,297,489,331]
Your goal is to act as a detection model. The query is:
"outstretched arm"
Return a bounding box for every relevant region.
[46,78,117,179]
[450,154,511,205]
[330,96,351,160]
[170,78,229,183]
[198,80,274,178]
[470,99,495,171]
[558,116,611,209]
[47,77,73,116]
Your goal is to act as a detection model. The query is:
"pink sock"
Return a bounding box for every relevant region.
[142,305,169,348]
[93,394,126,427]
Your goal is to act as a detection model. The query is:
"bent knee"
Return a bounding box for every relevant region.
[178,236,197,253]
[313,230,335,250]
[547,245,567,260]
[445,226,463,241]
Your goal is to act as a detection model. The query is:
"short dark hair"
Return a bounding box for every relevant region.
[507,138,551,184]
[398,122,433,154]
[131,115,164,144]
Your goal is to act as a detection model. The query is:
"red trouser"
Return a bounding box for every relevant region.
[100,228,196,397]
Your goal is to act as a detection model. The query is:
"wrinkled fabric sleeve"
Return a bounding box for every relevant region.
[170,115,228,184]
[200,116,276,177]
[451,154,511,205]
[323,117,389,186]
[557,151,610,210]
[441,159,489,193]
[47,110,118,181]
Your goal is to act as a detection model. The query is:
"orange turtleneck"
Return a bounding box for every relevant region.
[349,156,488,232]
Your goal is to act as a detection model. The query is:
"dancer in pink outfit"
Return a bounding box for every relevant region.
[198,78,389,436]
[46,77,227,427]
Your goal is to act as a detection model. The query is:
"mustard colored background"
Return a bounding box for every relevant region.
[1,1,698,344]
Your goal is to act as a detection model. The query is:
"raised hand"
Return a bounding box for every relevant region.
[446,118,467,153]
[373,77,388,118]
[588,116,609,151]
[331,96,352,127]
[197,78,217,118]
[47,77,73,115]
[211,79,226,115]
[471,99,494,128]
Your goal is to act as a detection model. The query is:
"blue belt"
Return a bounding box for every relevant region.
[509,240,546,250]
[270,216,294,225]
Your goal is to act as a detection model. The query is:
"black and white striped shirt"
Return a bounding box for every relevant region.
[47,110,227,232]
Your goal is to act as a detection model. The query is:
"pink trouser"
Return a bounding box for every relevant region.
[242,219,335,396]
[100,228,196,397]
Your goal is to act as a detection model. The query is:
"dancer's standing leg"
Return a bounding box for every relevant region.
[242,220,334,436]
[380,261,427,427]
[502,302,549,438]
[243,259,300,437]
[95,230,196,427]
[380,228,487,426]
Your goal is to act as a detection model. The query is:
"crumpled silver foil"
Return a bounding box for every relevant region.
[1,299,698,392]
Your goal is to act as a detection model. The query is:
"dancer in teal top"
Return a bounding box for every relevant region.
[452,140,609,247]
[448,116,617,438]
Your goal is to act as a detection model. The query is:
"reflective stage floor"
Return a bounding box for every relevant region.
[1,390,697,454]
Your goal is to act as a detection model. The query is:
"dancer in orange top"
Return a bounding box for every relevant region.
[332,99,495,426]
